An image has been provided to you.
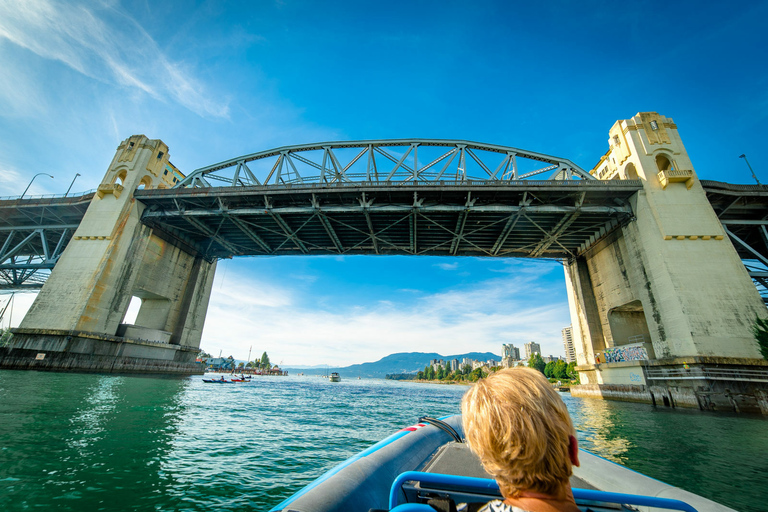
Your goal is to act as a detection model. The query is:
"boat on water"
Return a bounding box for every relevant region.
[329,372,341,382]
[202,378,233,383]
[270,414,733,512]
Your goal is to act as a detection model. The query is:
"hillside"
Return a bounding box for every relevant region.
[283,351,500,378]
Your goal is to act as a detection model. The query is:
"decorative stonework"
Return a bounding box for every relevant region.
[657,168,694,189]
[639,112,672,145]
[96,183,124,199]
[663,235,724,240]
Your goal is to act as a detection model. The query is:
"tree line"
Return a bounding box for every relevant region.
[410,354,577,383]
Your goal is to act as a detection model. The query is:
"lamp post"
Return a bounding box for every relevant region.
[20,173,54,199]
[65,173,81,196]
[739,154,760,185]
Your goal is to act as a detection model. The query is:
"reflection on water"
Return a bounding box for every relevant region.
[0,372,766,512]
[563,393,768,512]
[566,396,632,463]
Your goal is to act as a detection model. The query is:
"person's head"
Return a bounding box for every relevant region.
[461,367,578,498]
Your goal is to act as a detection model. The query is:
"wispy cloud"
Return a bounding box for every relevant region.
[435,262,458,271]
[0,0,229,118]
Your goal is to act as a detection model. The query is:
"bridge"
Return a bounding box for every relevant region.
[1,113,767,413]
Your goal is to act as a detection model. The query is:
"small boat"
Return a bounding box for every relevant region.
[269,414,729,512]
[202,378,233,383]
[329,372,341,382]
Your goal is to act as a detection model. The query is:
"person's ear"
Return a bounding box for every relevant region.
[568,435,580,467]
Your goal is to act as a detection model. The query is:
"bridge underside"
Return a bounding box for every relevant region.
[0,194,93,289]
[136,181,640,261]
[703,181,768,300]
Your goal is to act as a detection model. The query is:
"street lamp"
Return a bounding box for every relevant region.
[20,173,54,199]
[739,154,760,185]
[65,173,81,196]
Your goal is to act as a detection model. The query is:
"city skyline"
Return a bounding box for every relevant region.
[1,1,767,366]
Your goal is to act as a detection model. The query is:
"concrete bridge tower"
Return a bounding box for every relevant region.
[8,136,216,373]
[566,112,768,413]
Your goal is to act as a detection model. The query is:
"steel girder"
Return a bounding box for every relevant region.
[137,181,639,261]
[176,140,593,188]
[0,193,93,289]
[702,180,768,302]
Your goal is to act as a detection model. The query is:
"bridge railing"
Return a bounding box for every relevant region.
[0,189,97,202]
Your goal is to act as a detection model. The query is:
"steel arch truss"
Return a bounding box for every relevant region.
[138,181,638,261]
[177,140,593,189]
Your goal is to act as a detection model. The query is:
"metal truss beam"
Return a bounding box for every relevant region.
[268,211,309,254]
[229,216,273,253]
[143,204,630,220]
[177,139,593,188]
[184,216,241,255]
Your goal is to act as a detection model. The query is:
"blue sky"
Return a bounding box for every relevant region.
[1,0,767,365]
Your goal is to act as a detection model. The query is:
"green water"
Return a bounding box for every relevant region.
[0,371,765,511]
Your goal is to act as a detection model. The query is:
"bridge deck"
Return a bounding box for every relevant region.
[136,181,640,261]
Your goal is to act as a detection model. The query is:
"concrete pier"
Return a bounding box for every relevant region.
[3,136,215,374]
[565,113,768,413]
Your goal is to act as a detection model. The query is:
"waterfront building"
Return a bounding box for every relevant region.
[450,359,459,372]
[562,325,576,363]
[524,342,541,359]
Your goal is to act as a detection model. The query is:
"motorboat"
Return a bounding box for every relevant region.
[329,372,341,382]
[269,415,731,512]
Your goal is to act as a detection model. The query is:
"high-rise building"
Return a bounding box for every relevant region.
[502,343,520,360]
[524,342,541,360]
[562,325,576,363]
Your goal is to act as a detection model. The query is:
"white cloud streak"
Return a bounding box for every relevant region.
[0,0,229,118]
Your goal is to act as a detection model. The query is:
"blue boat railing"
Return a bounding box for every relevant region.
[389,471,699,512]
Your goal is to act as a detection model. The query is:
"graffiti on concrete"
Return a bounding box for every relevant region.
[603,344,648,363]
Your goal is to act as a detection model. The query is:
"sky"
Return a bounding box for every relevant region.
[1,0,767,366]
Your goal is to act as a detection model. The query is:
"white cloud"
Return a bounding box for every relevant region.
[0,0,229,119]
[435,262,458,271]
[200,268,570,367]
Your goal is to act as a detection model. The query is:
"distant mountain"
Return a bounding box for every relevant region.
[283,351,500,379]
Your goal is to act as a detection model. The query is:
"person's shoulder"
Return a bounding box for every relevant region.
[473,500,531,512]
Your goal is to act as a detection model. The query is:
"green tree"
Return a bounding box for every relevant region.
[566,362,577,379]
[436,366,446,380]
[552,360,568,380]
[528,353,546,374]
[469,367,486,382]
[417,370,424,380]
[544,361,555,378]
[753,316,768,360]
[461,364,472,375]
[260,352,271,369]
[237,362,244,369]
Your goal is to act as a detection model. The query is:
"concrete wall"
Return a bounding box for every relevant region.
[2,329,202,374]
[19,135,216,350]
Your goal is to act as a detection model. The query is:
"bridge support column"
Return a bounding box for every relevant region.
[1,136,216,374]
[566,112,768,413]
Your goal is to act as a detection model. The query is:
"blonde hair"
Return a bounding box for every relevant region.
[461,367,575,497]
